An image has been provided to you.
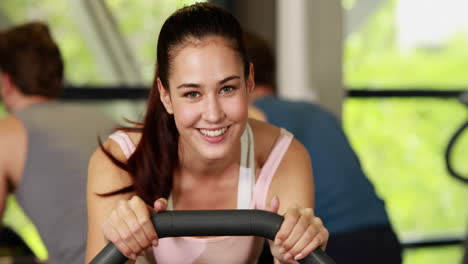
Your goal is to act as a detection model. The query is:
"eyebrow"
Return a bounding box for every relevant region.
[176,75,241,89]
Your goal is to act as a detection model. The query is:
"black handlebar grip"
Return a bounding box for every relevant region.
[89,210,335,264]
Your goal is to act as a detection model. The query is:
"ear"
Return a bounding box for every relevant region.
[247,63,255,94]
[0,73,15,97]
[157,78,174,114]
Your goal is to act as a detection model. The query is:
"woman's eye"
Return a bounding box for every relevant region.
[184,91,200,98]
[220,86,235,94]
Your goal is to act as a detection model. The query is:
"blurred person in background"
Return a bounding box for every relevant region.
[245,31,402,264]
[0,22,115,264]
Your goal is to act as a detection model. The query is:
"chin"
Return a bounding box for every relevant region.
[200,149,229,161]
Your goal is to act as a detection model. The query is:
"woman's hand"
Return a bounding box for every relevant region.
[267,196,329,263]
[101,196,167,260]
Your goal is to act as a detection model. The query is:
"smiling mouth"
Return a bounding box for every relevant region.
[199,127,228,137]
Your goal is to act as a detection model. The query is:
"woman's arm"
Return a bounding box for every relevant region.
[85,139,136,262]
[86,138,166,264]
[0,117,26,220]
[267,138,329,263]
[268,137,315,212]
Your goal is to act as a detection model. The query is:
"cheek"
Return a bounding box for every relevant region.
[223,96,248,121]
[173,103,200,128]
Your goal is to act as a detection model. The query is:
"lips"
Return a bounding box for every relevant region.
[198,126,229,144]
[199,127,227,137]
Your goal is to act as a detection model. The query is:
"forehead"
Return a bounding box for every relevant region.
[169,36,243,80]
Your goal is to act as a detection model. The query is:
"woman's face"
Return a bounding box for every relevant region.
[159,36,253,162]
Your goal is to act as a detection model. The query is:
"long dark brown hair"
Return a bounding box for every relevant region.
[99,2,250,205]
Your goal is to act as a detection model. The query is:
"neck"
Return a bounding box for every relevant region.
[8,95,52,113]
[177,139,241,180]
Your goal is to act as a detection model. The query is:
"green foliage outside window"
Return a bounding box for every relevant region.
[0,0,199,261]
[0,0,466,263]
[344,1,468,263]
[1,0,101,85]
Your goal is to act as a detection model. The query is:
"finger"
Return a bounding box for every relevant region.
[119,197,156,250]
[275,206,300,247]
[319,221,329,250]
[293,234,324,261]
[111,203,143,254]
[266,195,280,214]
[281,209,315,255]
[102,224,136,260]
[293,218,329,261]
[153,198,168,212]
[308,216,328,250]
[287,224,320,260]
[129,196,159,247]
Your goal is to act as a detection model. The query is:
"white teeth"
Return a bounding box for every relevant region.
[200,127,227,137]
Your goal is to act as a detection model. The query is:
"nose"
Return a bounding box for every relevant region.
[202,94,225,123]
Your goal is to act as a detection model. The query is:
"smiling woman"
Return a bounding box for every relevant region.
[159,36,251,161]
[85,2,330,264]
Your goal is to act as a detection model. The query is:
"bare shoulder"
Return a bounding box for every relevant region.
[249,117,309,159]
[249,118,310,166]
[0,115,25,142]
[269,137,314,212]
[126,130,142,146]
[248,118,281,165]
[0,116,27,183]
[248,117,278,135]
[249,118,314,211]
[87,134,137,196]
[280,137,311,170]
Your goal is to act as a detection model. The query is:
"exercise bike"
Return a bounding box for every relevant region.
[445,91,468,184]
[89,210,336,264]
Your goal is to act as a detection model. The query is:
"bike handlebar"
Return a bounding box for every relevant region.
[89,210,335,264]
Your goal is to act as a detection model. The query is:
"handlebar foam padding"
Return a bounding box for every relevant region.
[89,210,335,264]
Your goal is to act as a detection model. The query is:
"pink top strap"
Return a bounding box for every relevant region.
[252,129,293,210]
[108,128,294,263]
[108,128,294,211]
[108,130,134,158]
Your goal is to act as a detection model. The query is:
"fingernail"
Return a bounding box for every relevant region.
[284,253,292,260]
[152,240,158,247]
[294,253,303,260]
[131,254,137,260]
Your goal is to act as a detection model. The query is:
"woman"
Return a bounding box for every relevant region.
[85,3,329,263]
